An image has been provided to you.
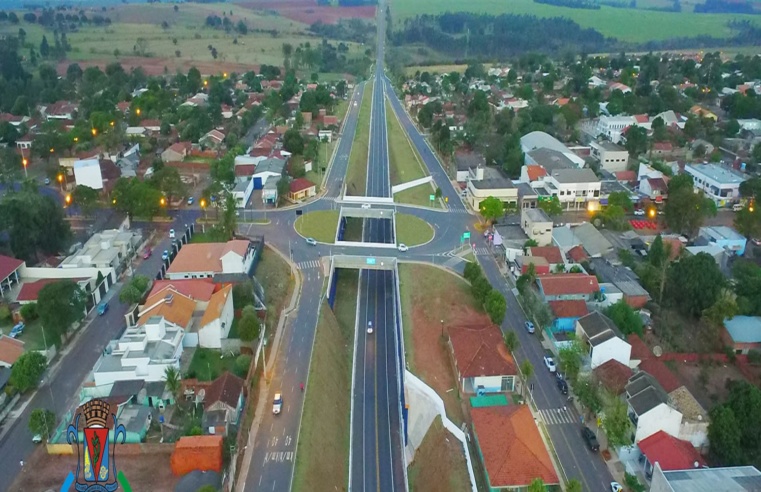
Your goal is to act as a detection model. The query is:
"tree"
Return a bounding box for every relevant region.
[196,486,218,492]
[575,376,603,413]
[566,479,582,492]
[503,330,519,353]
[479,196,504,222]
[28,408,56,441]
[733,261,761,316]
[39,35,50,58]
[558,342,583,382]
[219,192,238,239]
[485,290,507,325]
[520,360,534,383]
[538,196,563,216]
[37,280,86,339]
[150,167,187,204]
[527,478,546,492]
[665,252,725,317]
[605,301,644,336]
[163,366,182,404]
[0,188,71,262]
[708,381,760,466]
[71,185,99,217]
[603,394,633,447]
[665,178,716,237]
[624,126,648,157]
[20,302,38,321]
[607,191,633,212]
[119,285,142,305]
[734,207,761,239]
[703,288,739,326]
[283,128,304,154]
[10,351,47,393]
[239,309,260,342]
[471,276,493,305]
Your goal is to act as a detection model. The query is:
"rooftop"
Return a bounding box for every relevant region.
[593,359,633,395]
[138,290,196,329]
[685,163,746,186]
[527,148,576,173]
[639,430,706,471]
[454,151,486,171]
[255,157,286,175]
[471,405,559,488]
[529,246,564,264]
[577,311,622,340]
[523,207,551,223]
[596,140,625,151]
[553,223,613,258]
[588,258,650,299]
[0,255,23,281]
[289,178,315,193]
[199,284,232,328]
[0,336,25,365]
[167,240,250,275]
[627,371,670,415]
[17,277,88,302]
[699,225,746,242]
[204,371,244,410]
[470,167,514,190]
[525,164,548,181]
[521,131,570,154]
[448,324,516,378]
[548,300,588,319]
[639,358,682,393]
[550,168,600,184]
[537,273,599,297]
[723,316,761,344]
[148,279,216,302]
[656,466,761,492]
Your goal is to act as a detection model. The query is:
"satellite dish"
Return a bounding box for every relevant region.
[694,461,699,468]
[196,388,206,403]
[653,346,663,357]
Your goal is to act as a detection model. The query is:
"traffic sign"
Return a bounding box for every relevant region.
[463,232,471,239]
[429,194,435,202]
[366,258,376,265]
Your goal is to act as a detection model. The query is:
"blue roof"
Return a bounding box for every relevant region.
[724,316,761,344]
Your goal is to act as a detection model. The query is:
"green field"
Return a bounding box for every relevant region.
[389,0,761,43]
[346,81,373,196]
[295,210,340,243]
[396,213,434,246]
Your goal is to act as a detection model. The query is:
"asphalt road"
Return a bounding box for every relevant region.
[0,210,197,491]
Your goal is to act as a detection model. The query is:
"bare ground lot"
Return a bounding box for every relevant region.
[407,416,471,492]
[238,0,376,24]
[9,446,178,492]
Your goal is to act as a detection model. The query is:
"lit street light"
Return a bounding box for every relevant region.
[22,158,27,178]
[57,174,64,193]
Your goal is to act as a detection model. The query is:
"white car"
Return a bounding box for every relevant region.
[169,228,176,239]
[32,434,42,444]
[544,356,557,373]
[367,321,373,334]
[305,237,317,246]
[398,244,408,252]
[361,203,371,210]
[633,209,645,216]
[610,482,623,492]
[272,393,283,415]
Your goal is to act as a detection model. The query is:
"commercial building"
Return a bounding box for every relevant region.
[697,226,747,257]
[590,141,629,173]
[520,208,553,246]
[465,167,518,210]
[649,465,761,492]
[544,168,601,210]
[684,163,747,207]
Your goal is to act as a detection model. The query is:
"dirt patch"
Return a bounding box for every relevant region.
[670,360,748,410]
[239,0,375,24]
[407,416,471,492]
[9,446,178,492]
[56,57,261,77]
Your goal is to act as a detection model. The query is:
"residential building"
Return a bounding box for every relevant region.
[0,255,24,295]
[262,178,278,205]
[684,163,746,207]
[698,226,747,256]
[465,167,517,210]
[638,430,706,479]
[0,336,25,368]
[203,371,245,436]
[161,142,191,163]
[536,273,600,302]
[722,316,761,354]
[252,158,285,189]
[520,208,552,246]
[232,179,254,209]
[593,359,633,395]
[595,115,637,143]
[197,285,234,349]
[737,119,761,132]
[548,300,588,332]
[516,255,550,276]
[287,178,316,202]
[61,229,141,271]
[471,404,559,490]
[649,465,761,492]
[200,129,225,149]
[544,168,601,210]
[93,317,184,386]
[318,129,332,142]
[41,101,78,120]
[454,150,486,182]
[447,324,517,394]
[528,246,564,267]
[138,290,195,333]
[73,158,104,190]
[590,141,629,173]
[588,258,651,308]
[626,371,683,443]
[234,155,267,181]
[147,279,216,307]
[575,311,632,369]
[552,223,614,257]
[684,244,727,270]
[166,240,256,280]
[639,177,669,202]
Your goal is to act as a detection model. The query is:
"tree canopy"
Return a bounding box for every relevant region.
[479,196,504,222]
[37,280,86,339]
[10,351,47,393]
[708,381,761,468]
[665,252,725,317]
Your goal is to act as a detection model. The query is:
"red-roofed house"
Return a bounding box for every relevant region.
[634,114,650,124]
[0,336,25,368]
[516,255,550,276]
[161,142,192,163]
[471,405,559,490]
[322,115,338,127]
[0,113,30,127]
[17,277,89,304]
[166,239,256,280]
[528,246,564,266]
[200,129,225,149]
[639,358,681,393]
[593,359,633,395]
[614,170,637,183]
[566,245,588,264]
[640,177,669,201]
[148,279,216,307]
[638,430,705,478]
[537,274,599,302]
[41,101,78,120]
[448,324,517,394]
[548,300,589,332]
[287,178,316,202]
[521,165,547,183]
[203,371,245,436]
[0,255,24,295]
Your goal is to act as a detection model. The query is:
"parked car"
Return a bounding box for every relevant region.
[169,228,176,239]
[187,197,194,205]
[97,302,109,316]
[367,321,373,334]
[305,237,317,246]
[752,238,761,246]
[610,482,623,492]
[43,178,50,185]
[32,434,42,444]
[9,322,24,338]
[557,378,568,395]
[143,248,152,259]
[272,393,283,415]
[161,250,169,261]
[543,356,557,373]
[582,426,600,452]
[524,321,535,334]
[633,209,645,216]
[398,244,408,252]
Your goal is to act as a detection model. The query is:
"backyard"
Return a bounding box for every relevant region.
[292,272,358,491]
[407,416,472,492]
[187,347,239,381]
[345,81,373,196]
[15,319,59,352]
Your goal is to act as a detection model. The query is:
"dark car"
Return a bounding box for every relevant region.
[582,426,600,452]
[557,378,568,395]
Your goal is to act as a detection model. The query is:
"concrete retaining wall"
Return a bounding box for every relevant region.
[341,195,395,204]
[391,176,433,194]
[404,371,477,492]
[335,240,398,249]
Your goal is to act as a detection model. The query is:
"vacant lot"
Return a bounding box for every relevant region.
[670,360,748,410]
[9,446,178,492]
[295,210,339,243]
[399,264,487,425]
[292,274,357,491]
[389,0,761,43]
[240,0,376,24]
[346,81,373,196]
[256,246,295,333]
[407,416,471,492]
[188,347,239,380]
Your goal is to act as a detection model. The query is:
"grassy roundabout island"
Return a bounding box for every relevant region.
[294,210,434,246]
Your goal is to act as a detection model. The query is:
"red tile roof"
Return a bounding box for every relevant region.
[647,177,669,193]
[638,430,705,471]
[526,165,547,181]
[538,274,599,297]
[204,371,244,411]
[593,359,633,395]
[548,300,588,319]
[0,335,25,365]
[614,170,637,182]
[634,114,650,124]
[322,115,338,126]
[0,255,23,281]
[567,245,588,263]
[529,246,564,265]
[148,279,216,302]
[471,405,559,488]
[639,358,682,393]
[627,334,652,361]
[289,178,315,193]
[653,142,673,152]
[448,324,516,379]
[17,278,86,302]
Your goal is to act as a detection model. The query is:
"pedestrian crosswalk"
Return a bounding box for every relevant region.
[447,206,469,214]
[538,407,576,425]
[473,247,491,255]
[297,260,321,270]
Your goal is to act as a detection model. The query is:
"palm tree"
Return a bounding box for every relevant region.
[163,366,182,405]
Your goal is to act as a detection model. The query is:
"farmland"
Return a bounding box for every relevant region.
[388,0,761,43]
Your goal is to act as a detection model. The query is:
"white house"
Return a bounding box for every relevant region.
[595,115,637,143]
[61,229,141,271]
[544,168,601,210]
[166,240,256,280]
[73,158,104,190]
[626,371,683,443]
[738,119,761,132]
[232,179,255,209]
[576,311,631,370]
[197,285,234,349]
[448,324,517,394]
[684,163,747,207]
[588,76,607,88]
[93,317,184,386]
[590,141,629,173]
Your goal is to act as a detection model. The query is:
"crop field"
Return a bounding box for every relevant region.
[389,0,761,43]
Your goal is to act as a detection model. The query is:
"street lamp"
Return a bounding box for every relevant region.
[440,319,444,337]
[57,173,64,192]
[200,198,207,232]
[136,108,141,116]
[91,128,97,137]
[160,197,167,207]
[64,194,72,206]
[22,158,28,178]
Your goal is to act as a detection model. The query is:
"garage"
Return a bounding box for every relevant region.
[253,177,263,189]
